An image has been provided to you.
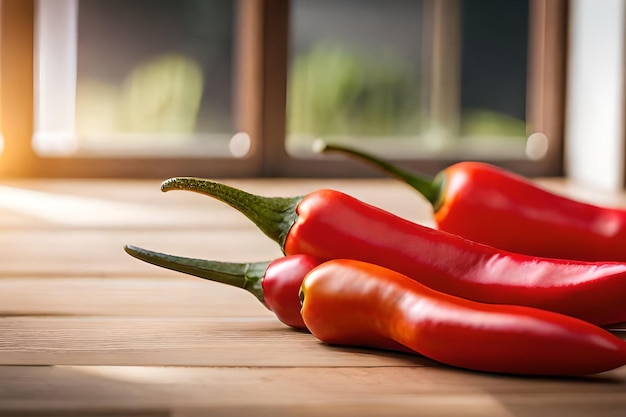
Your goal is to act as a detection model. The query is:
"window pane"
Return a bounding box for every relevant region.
[459,0,529,149]
[287,0,531,160]
[37,0,240,157]
[287,0,426,157]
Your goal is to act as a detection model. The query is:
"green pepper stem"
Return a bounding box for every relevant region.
[160,178,302,250]
[124,245,269,303]
[316,141,442,208]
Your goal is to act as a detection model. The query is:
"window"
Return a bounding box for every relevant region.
[0,0,567,178]
[286,0,539,161]
[287,0,427,157]
[36,0,241,158]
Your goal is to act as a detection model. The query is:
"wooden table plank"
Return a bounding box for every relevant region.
[0,365,624,417]
[0,178,433,230]
[0,178,432,279]
[0,315,624,369]
[0,229,283,277]
[0,277,272,317]
[0,316,428,367]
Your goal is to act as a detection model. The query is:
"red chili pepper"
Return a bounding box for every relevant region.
[124,245,323,329]
[300,259,626,376]
[318,142,626,262]
[160,177,626,326]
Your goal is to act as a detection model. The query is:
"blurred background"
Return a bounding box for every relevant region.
[0,0,623,189]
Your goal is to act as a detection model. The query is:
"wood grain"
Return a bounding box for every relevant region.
[0,277,270,316]
[0,316,429,367]
[0,366,625,417]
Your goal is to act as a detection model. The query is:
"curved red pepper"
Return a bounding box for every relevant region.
[124,245,323,329]
[161,177,626,326]
[300,259,626,376]
[318,142,626,262]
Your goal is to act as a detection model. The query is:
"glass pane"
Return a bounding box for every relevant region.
[287,0,531,160]
[287,0,426,158]
[74,0,237,156]
[459,0,529,153]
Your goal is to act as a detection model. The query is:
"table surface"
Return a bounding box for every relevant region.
[1,177,625,417]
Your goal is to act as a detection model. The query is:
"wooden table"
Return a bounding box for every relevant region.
[1,177,625,416]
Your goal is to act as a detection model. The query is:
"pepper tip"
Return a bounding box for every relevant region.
[123,244,138,255]
[161,177,194,192]
[124,244,149,260]
[160,178,176,192]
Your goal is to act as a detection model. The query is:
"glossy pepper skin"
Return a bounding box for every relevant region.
[161,177,626,326]
[300,259,626,376]
[124,245,323,329]
[318,142,626,262]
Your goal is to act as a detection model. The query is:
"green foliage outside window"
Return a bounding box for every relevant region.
[288,43,422,138]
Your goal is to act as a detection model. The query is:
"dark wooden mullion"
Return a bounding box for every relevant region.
[525,0,568,177]
[258,0,290,177]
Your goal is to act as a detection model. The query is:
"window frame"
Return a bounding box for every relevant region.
[0,0,568,179]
